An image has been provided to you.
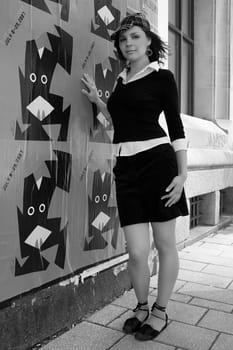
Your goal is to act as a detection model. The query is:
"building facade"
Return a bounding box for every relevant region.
[0,0,233,348]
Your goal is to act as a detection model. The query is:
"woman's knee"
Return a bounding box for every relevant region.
[124,223,150,263]
[128,246,150,264]
[151,220,177,254]
[155,239,177,256]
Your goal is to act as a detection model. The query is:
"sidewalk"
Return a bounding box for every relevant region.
[41,222,233,350]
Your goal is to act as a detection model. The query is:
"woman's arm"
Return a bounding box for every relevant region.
[81,73,111,120]
[160,70,188,207]
[95,97,111,120]
[176,149,188,179]
[161,149,187,207]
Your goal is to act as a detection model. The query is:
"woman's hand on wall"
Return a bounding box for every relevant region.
[81,73,99,104]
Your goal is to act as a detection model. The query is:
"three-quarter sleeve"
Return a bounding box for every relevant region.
[162,71,187,151]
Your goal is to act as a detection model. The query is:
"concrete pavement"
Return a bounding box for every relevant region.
[40,222,233,350]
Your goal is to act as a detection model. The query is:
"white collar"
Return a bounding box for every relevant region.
[118,61,160,83]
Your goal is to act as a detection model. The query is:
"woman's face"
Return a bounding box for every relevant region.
[118,25,151,63]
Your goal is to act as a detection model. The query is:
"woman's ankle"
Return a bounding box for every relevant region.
[152,302,166,312]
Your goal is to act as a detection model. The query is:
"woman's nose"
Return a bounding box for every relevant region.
[126,38,132,46]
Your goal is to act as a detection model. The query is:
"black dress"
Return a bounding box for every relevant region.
[107,69,189,227]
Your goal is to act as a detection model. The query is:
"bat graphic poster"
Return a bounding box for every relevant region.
[0,0,126,303]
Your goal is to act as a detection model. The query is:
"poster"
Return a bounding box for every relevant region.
[0,0,126,303]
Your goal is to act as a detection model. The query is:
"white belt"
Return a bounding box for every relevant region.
[114,136,170,156]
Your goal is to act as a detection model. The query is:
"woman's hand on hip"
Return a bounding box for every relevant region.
[81,73,99,104]
[161,175,187,207]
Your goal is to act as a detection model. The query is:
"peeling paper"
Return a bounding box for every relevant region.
[113,262,127,276]
[80,271,98,284]
[70,275,80,286]
[31,297,36,306]
[59,275,80,287]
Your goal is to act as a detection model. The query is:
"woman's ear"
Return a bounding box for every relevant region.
[147,37,152,47]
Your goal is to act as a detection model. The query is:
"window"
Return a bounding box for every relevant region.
[168,0,194,115]
[190,196,202,229]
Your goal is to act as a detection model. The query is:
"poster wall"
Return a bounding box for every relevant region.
[0,0,126,303]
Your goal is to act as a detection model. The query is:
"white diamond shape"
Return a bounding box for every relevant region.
[98,6,114,26]
[36,177,43,189]
[38,47,45,58]
[92,211,110,230]
[27,96,54,120]
[97,112,110,128]
[25,225,52,249]
[103,68,108,78]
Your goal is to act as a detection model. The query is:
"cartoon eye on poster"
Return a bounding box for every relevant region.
[90,55,121,143]
[15,151,72,276]
[15,26,73,141]
[89,0,122,143]
[84,168,119,251]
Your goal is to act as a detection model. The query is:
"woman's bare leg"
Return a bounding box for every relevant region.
[146,219,179,329]
[123,223,151,321]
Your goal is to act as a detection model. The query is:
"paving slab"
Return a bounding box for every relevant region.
[111,291,137,310]
[181,246,222,256]
[218,251,233,259]
[178,282,233,304]
[227,281,233,290]
[169,292,192,303]
[86,304,127,326]
[41,322,124,350]
[179,259,207,271]
[150,275,186,292]
[167,300,206,325]
[203,235,233,245]
[210,333,233,350]
[179,251,233,268]
[173,280,187,292]
[150,284,192,304]
[110,335,175,350]
[190,297,233,313]
[156,321,218,350]
[201,264,233,278]
[201,242,233,253]
[178,269,232,288]
[112,290,156,310]
[107,309,133,332]
[198,309,233,334]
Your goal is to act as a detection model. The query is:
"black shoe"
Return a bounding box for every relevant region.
[135,302,168,341]
[122,301,149,334]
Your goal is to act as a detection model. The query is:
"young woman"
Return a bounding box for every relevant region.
[81,13,188,341]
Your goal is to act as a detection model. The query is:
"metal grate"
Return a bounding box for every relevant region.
[190,196,202,229]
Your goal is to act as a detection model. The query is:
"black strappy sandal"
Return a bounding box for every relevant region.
[123,301,150,334]
[135,302,168,341]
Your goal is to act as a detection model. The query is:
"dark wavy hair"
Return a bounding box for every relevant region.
[113,28,168,65]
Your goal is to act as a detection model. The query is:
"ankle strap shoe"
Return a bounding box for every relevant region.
[123,302,149,334]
